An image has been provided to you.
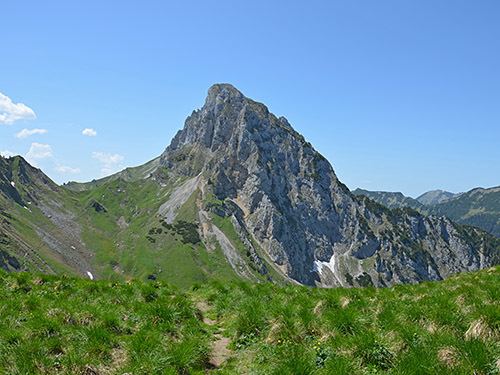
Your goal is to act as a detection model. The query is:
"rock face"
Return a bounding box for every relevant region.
[159,84,499,287]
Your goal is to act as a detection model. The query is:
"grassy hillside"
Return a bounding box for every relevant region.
[64,157,161,192]
[0,156,85,275]
[431,187,500,238]
[0,267,498,374]
[73,178,251,288]
[1,155,273,288]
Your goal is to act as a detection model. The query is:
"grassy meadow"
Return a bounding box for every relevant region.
[0,267,498,374]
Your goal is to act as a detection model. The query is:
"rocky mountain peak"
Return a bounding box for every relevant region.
[203,83,273,117]
[160,84,300,177]
[205,83,245,106]
[156,84,498,287]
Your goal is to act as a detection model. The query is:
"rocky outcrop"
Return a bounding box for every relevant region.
[159,84,499,287]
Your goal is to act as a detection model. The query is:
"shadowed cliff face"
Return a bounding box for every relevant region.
[160,84,499,287]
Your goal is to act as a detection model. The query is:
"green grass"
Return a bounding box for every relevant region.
[0,267,498,374]
[196,267,500,374]
[73,180,241,289]
[0,272,210,374]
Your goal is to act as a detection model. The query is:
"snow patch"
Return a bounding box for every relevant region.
[10,181,15,187]
[324,254,336,274]
[86,271,94,280]
[313,254,336,275]
[312,253,345,286]
[313,260,324,275]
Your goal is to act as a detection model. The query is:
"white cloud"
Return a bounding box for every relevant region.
[82,128,97,137]
[26,143,53,165]
[15,128,48,139]
[92,151,124,165]
[0,150,17,158]
[55,165,81,174]
[92,151,124,176]
[0,92,36,125]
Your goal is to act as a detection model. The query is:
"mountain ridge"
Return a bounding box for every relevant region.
[352,188,424,210]
[353,186,500,238]
[416,189,461,206]
[0,84,498,287]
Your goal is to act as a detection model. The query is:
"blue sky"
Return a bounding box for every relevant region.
[1,1,499,197]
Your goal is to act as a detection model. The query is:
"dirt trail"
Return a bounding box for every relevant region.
[195,301,232,369]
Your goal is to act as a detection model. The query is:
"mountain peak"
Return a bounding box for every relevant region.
[160,83,279,175]
[416,189,458,205]
[204,83,246,109]
[207,83,244,98]
[1,85,498,290]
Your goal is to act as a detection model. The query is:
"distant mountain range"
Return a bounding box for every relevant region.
[351,189,424,210]
[353,186,500,237]
[1,84,498,287]
[416,190,462,206]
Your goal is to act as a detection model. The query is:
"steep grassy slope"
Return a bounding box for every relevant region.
[0,156,87,275]
[63,157,161,192]
[74,177,244,288]
[0,267,498,374]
